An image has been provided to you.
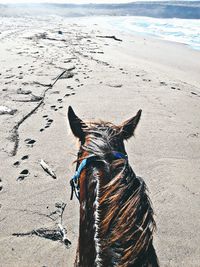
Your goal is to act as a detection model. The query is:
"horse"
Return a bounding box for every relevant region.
[68,106,159,267]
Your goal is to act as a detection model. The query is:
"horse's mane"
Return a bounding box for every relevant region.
[80,122,158,266]
[81,121,120,158]
[99,163,156,266]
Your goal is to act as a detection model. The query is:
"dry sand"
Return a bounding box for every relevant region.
[0,15,200,267]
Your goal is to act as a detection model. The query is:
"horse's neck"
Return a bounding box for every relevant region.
[79,166,102,267]
[78,164,159,267]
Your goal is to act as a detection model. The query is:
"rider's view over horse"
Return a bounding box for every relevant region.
[0,1,199,267]
[68,106,159,266]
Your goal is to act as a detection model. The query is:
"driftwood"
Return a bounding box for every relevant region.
[13,94,42,102]
[13,228,71,247]
[96,35,122,42]
[12,202,71,247]
[0,106,17,115]
[40,159,56,179]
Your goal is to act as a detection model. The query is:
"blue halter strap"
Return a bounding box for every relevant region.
[70,151,127,201]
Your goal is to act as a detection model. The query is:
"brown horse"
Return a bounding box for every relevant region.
[68,106,159,267]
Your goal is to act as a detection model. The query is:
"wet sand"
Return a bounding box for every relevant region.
[0,15,200,267]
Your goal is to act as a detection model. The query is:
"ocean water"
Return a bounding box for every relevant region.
[102,16,200,51]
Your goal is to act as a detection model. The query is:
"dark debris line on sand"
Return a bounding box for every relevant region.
[96,35,122,42]
[10,69,71,157]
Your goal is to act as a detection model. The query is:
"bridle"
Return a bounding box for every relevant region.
[70,151,128,201]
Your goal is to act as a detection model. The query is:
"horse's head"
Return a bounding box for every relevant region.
[68,107,159,267]
[68,106,142,160]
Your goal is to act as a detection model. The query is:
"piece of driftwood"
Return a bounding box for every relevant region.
[0,106,17,115]
[96,35,122,42]
[40,159,56,179]
[13,94,42,102]
[13,227,71,247]
[12,202,71,247]
[58,223,71,246]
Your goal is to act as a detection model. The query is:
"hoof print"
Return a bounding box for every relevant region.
[17,169,29,181]
[0,179,3,191]
[21,155,29,160]
[13,161,20,167]
[25,139,36,146]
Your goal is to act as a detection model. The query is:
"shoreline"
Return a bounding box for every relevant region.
[1,14,200,52]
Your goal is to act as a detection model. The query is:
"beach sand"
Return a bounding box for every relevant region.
[0,15,200,267]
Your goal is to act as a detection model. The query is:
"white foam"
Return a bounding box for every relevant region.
[97,16,200,50]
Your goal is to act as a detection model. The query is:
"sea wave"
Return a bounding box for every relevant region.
[103,16,200,51]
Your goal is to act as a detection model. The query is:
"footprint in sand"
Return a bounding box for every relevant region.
[160,81,167,86]
[45,119,53,128]
[191,92,198,96]
[25,138,36,147]
[143,79,151,82]
[13,161,20,167]
[187,132,199,138]
[51,91,60,95]
[50,105,60,111]
[17,169,29,181]
[171,86,181,91]
[40,117,54,131]
[65,92,75,97]
[13,155,29,166]
[0,179,3,191]
[21,155,29,160]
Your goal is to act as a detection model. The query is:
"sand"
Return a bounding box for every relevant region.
[0,15,200,267]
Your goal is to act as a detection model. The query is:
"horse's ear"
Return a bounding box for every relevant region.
[120,109,142,140]
[68,106,86,140]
